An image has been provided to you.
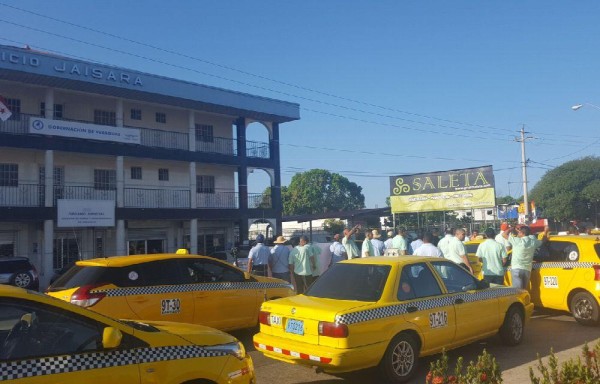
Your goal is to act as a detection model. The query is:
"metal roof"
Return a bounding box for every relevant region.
[0,44,300,123]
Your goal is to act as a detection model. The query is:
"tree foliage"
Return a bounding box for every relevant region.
[323,219,346,236]
[282,169,365,215]
[530,156,600,221]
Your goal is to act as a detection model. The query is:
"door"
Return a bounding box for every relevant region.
[532,240,579,308]
[398,263,456,354]
[183,258,259,330]
[431,261,500,344]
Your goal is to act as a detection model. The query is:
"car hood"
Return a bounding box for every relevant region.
[128,319,237,346]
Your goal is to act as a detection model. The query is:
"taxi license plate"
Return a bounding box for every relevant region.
[285,319,304,335]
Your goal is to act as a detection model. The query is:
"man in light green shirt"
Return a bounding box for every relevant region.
[444,228,473,274]
[391,228,408,255]
[361,230,374,257]
[477,228,507,285]
[509,225,550,289]
[342,225,361,259]
[289,235,317,294]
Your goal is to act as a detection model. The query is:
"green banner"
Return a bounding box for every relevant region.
[389,166,496,213]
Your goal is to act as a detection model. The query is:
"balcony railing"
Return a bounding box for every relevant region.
[196,192,238,209]
[55,185,116,205]
[124,187,190,208]
[248,193,271,209]
[0,184,43,206]
[1,114,269,158]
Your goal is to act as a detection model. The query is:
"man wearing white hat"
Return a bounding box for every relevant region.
[269,235,291,282]
[371,229,385,256]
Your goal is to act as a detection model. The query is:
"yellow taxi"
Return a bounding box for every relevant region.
[253,256,533,382]
[505,234,600,325]
[46,250,294,332]
[0,285,255,383]
[463,238,485,278]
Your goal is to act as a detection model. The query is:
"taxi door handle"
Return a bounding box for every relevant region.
[562,268,573,270]
[130,297,149,303]
[454,298,465,305]
[406,306,418,313]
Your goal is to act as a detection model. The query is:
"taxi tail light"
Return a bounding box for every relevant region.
[594,265,600,281]
[259,311,271,325]
[318,321,348,338]
[70,284,107,307]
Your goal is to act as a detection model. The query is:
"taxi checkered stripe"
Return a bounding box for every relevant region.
[336,288,523,325]
[505,262,599,271]
[0,345,228,381]
[92,281,289,297]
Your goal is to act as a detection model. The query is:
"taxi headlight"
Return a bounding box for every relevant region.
[205,341,246,360]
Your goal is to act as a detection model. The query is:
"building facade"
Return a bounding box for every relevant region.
[0,44,299,288]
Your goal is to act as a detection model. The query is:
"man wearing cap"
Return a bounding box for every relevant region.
[329,234,347,264]
[269,235,291,282]
[477,228,508,285]
[495,222,512,253]
[247,234,270,277]
[384,230,394,250]
[371,229,385,256]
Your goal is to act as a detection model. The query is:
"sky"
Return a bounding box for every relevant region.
[2,1,599,208]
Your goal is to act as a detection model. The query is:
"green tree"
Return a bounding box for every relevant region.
[282,169,365,215]
[323,219,346,236]
[530,156,600,222]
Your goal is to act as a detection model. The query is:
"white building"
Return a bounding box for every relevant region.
[0,44,299,288]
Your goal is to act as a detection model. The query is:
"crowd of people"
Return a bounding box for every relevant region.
[245,222,551,293]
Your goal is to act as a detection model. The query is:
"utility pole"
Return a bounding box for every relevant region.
[515,125,534,222]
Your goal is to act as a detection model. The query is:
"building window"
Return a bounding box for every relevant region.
[196,175,215,194]
[94,169,116,190]
[155,112,166,124]
[5,98,20,120]
[40,103,64,119]
[195,124,214,143]
[158,168,169,181]
[0,163,18,187]
[131,166,142,180]
[130,108,142,120]
[94,109,116,126]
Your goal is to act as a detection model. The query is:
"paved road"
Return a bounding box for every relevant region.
[232,309,600,383]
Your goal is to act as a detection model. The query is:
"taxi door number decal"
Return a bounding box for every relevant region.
[429,311,448,328]
[161,298,181,315]
[543,276,559,289]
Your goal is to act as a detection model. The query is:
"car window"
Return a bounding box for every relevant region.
[184,259,245,283]
[134,260,190,286]
[464,244,480,254]
[397,263,442,301]
[0,298,104,360]
[306,264,390,301]
[431,261,478,293]
[0,259,32,274]
[536,241,580,262]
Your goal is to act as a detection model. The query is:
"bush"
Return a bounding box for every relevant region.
[529,341,600,384]
[426,349,503,384]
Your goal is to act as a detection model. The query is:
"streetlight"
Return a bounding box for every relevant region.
[572,103,600,111]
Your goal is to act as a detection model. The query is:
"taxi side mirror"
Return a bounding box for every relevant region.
[102,327,123,349]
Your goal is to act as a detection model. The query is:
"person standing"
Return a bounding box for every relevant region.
[412,232,442,257]
[308,239,322,278]
[444,228,473,273]
[384,230,394,250]
[410,232,424,255]
[361,230,374,257]
[342,224,361,259]
[247,234,271,276]
[269,235,291,282]
[329,233,347,264]
[288,235,317,294]
[391,228,408,256]
[477,228,507,285]
[509,225,550,289]
[495,222,512,253]
[431,229,441,246]
[437,228,454,257]
[370,229,385,256]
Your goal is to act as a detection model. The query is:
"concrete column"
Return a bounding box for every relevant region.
[44,150,54,207]
[189,162,196,209]
[116,156,124,208]
[41,220,54,290]
[44,88,54,118]
[271,122,283,235]
[188,111,196,152]
[236,118,249,242]
[116,220,126,256]
[116,99,124,127]
[190,219,198,254]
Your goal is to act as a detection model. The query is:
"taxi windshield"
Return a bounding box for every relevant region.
[305,263,390,301]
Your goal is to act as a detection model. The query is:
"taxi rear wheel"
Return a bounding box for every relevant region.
[379,333,419,383]
[499,306,524,346]
[570,292,600,326]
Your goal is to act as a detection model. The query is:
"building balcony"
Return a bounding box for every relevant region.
[0,114,270,159]
[0,184,272,210]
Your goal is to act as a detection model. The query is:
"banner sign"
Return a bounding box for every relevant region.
[29,117,141,145]
[389,166,496,213]
[57,200,115,228]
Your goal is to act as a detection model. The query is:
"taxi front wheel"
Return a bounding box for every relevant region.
[379,333,419,383]
[499,306,524,346]
[570,292,600,326]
